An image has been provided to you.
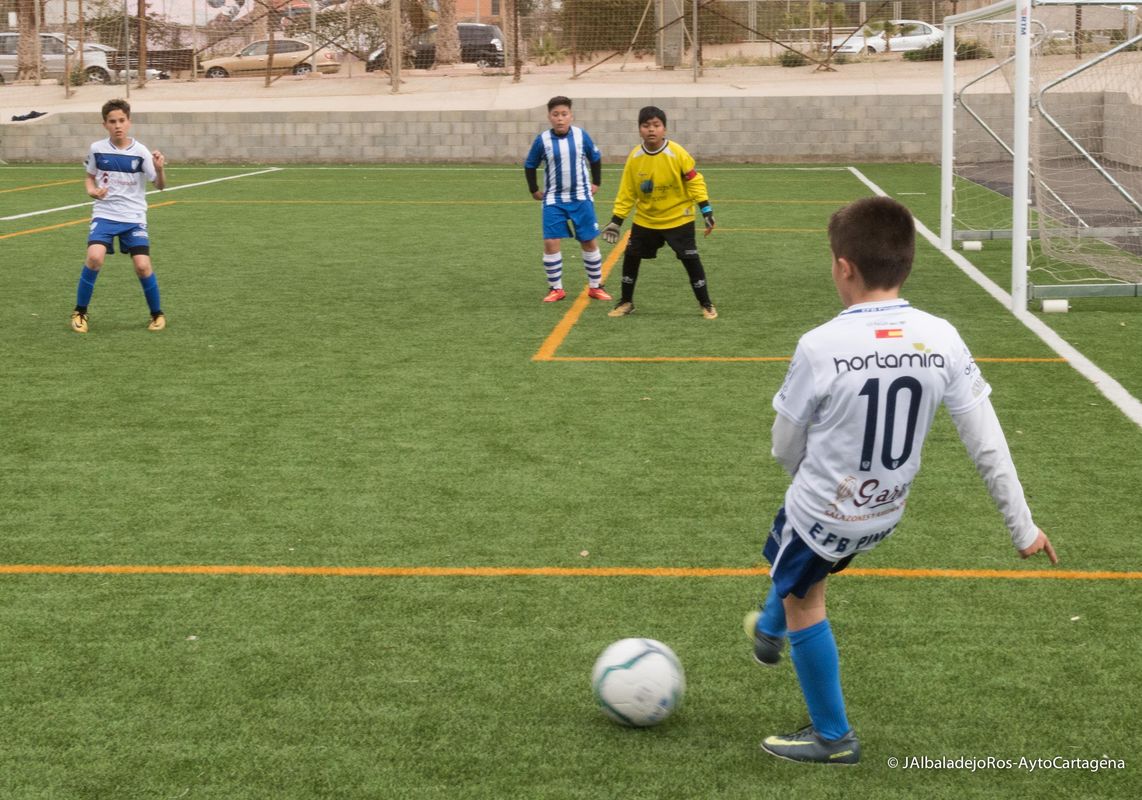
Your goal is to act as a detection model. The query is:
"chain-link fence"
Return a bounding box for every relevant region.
[1,0,1136,91]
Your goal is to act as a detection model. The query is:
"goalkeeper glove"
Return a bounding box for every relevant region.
[602,219,623,244]
[700,203,715,236]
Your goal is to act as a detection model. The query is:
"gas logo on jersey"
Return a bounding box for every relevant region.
[833,476,910,511]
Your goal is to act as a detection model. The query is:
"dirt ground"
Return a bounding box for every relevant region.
[1,52,952,118]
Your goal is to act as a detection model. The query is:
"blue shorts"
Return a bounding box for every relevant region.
[542,199,599,242]
[88,218,151,256]
[763,507,856,599]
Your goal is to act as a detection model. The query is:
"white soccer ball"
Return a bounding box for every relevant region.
[591,638,685,727]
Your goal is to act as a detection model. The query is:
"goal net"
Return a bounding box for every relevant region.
[942,0,1142,303]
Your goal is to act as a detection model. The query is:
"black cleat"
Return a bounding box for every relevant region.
[743,609,785,666]
[761,725,861,765]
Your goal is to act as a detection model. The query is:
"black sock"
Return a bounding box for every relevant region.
[681,257,712,307]
[619,253,642,304]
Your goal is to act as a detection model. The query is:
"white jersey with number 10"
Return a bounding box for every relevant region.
[773,299,991,561]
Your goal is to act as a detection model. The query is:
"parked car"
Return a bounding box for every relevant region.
[275,0,315,18]
[265,0,346,17]
[85,42,168,82]
[828,19,944,55]
[366,23,504,71]
[199,38,339,78]
[0,32,112,84]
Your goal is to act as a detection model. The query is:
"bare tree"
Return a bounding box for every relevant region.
[502,0,519,73]
[253,0,270,41]
[16,0,43,82]
[435,0,459,66]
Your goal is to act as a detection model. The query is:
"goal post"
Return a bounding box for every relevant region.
[940,0,1142,309]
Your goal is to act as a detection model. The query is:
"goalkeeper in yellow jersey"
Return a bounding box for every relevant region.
[602,106,717,319]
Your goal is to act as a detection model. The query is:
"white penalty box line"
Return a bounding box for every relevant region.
[0,167,282,222]
[847,166,1142,428]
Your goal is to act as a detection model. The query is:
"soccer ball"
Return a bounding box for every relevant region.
[591,638,685,727]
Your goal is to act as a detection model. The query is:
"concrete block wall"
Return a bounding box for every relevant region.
[949,90,1142,171]
[1104,92,1142,168]
[1035,92,1106,162]
[1,94,946,165]
[0,91,1136,167]
[953,93,1015,165]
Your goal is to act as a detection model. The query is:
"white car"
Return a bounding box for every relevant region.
[85,42,168,82]
[829,19,944,55]
[0,32,112,84]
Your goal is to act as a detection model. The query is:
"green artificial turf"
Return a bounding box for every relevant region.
[0,163,1137,798]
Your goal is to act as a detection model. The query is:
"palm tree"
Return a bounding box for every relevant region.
[866,19,900,53]
[16,0,42,81]
[435,0,459,66]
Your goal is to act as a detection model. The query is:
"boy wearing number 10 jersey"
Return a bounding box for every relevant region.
[746,196,1057,766]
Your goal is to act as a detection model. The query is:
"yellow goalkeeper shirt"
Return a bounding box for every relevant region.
[612,140,709,230]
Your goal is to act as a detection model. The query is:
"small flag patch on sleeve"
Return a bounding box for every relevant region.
[875,329,904,339]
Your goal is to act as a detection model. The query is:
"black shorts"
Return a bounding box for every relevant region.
[626,221,698,260]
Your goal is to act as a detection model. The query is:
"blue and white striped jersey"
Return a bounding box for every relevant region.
[524,126,601,206]
[84,137,158,224]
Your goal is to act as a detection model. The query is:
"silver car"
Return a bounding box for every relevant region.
[0,32,112,84]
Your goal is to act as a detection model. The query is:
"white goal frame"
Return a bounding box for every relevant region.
[940,0,1142,309]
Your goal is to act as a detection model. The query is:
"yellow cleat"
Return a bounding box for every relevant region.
[147,313,166,332]
[702,305,718,320]
[608,301,634,318]
[70,310,89,334]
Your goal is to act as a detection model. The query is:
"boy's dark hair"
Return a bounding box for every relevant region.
[638,106,666,127]
[828,196,915,290]
[547,96,572,111]
[101,98,131,121]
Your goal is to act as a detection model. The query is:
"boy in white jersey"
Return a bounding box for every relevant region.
[70,98,167,334]
[745,196,1056,765]
[523,96,610,304]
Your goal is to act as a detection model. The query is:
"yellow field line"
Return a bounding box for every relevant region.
[529,234,1064,364]
[544,355,1065,364]
[550,356,792,363]
[0,200,178,240]
[718,227,823,233]
[0,564,1133,580]
[0,217,89,239]
[532,232,627,361]
[176,199,532,205]
[0,179,80,194]
[719,199,857,205]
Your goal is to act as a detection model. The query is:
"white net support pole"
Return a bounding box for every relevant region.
[940,0,1018,252]
[1011,2,1033,311]
[940,11,957,252]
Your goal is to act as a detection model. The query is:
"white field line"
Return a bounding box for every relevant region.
[0,167,282,221]
[848,166,1142,428]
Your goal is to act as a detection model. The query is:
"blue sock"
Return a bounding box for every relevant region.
[789,619,851,740]
[139,273,162,314]
[757,583,787,639]
[76,266,99,308]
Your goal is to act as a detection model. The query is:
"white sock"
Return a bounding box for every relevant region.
[544,252,563,290]
[582,248,603,288]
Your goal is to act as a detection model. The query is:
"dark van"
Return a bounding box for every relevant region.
[366,23,505,71]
